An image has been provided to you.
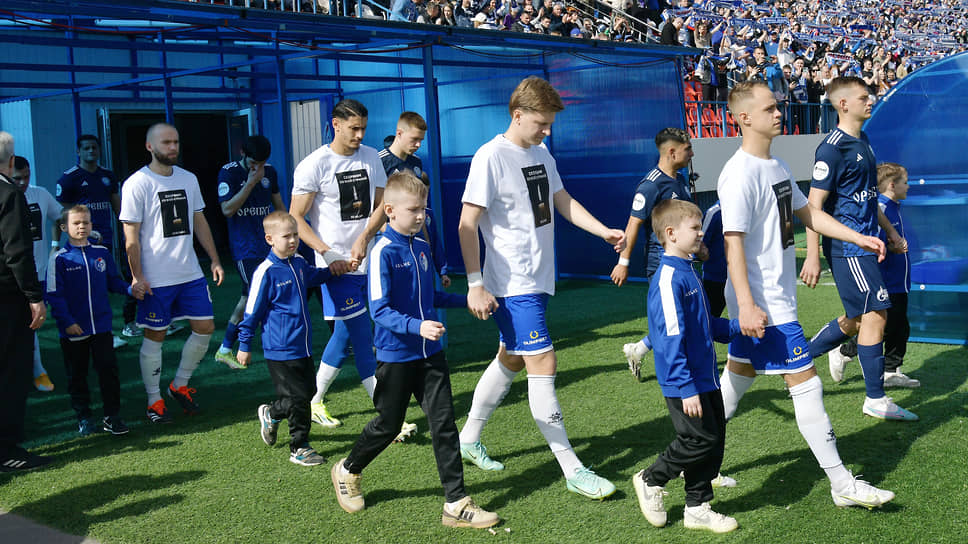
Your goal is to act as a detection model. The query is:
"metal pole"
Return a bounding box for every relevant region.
[275,55,294,198]
[159,32,174,124]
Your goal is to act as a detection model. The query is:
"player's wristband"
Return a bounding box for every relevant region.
[323,250,346,265]
[467,271,484,289]
[618,257,630,267]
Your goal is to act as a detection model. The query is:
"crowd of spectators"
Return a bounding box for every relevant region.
[189,0,968,132]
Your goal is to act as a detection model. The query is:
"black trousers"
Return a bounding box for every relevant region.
[266,357,316,451]
[840,292,909,372]
[0,296,33,450]
[345,351,465,502]
[60,332,121,419]
[703,280,726,318]
[645,389,726,506]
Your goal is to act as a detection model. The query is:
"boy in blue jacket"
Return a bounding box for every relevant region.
[47,205,131,436]
[330,171,499,530]
[237,211,332,466]
[632,199,738,534]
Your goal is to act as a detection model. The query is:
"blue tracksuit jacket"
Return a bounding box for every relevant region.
[647,254,722,399]
[46,242,130,339]
[368,225,466,363]
[238,252,332,360]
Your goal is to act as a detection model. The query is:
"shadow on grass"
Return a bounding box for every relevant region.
[9,471,204,537]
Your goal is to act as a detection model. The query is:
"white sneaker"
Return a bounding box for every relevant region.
[828,347,851,383]
[711,473,737,488]
[862,396,918,421]
[683,502,738,533]
[832,473,895,509]
[632,470,667,527]
[883,371,920,388]
[393,421,417,443]
[623,341,649,381]
[112,335,127,349]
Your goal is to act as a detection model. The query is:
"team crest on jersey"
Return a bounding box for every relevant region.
[217,182,230,197]
[419,251,429,272]
[94,257,106,272]
[632,193,646,211]
[414,166,423,177]
[876,286,889,302]
[102,176,111,186]
[812,161,830,181]
[261,177,270,189]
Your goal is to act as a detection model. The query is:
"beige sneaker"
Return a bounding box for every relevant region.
[632,470,667,527]
[441,496,499,529]
[683,502,738,533]
[331,458,364,513]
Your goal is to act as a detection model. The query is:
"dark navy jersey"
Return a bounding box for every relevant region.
[701,201,726,283]
[878,195,910,293]
[812,129,878,258]
[630,166,693,277]
[55,165,118,246]
[379,147,425,179]
[217,160,280,261]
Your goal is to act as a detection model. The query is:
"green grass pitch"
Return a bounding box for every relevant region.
[2,271,967,543]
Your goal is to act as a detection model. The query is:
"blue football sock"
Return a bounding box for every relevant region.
[221,321,239,350]
[809,318,849,359]
[344,314,376,380]
[321,320,351,369]
[856,343,886,399]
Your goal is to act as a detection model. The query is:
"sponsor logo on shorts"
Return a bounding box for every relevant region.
[876,286,889,302]
[523,329,548,346]
[786,345,811,364]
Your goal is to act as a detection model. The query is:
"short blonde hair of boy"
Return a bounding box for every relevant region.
[651,199,702,245]
[61,204,90,224]
[877,162,907,192]
[262,210,297,233]
[384,170,428,203]
[508,76,564,116]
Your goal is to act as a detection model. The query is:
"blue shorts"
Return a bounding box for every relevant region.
[137,276,214,330]
[493,294,553,356]
[321,273,367,320]
[727,322,813,375]
[237,258,264,294]
[829,255,891,319]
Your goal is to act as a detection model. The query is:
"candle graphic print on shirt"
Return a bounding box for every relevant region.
[336,169,371,221]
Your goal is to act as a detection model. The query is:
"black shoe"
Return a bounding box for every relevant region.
[167,384,200,415]
[0,447,53,473]
[103,416,130,435]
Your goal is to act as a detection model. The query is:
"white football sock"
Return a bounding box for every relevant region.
[139,337,164,404]
[789,376,850,486]
[528,374,582,477]
[172,332,210,389]
[361,375,376,400]
[459,357,518,444]
[720,369,755,420]
[312,363,341,404]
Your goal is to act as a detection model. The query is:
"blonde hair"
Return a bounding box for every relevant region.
[877,162,907,192]
[262,210,298,233]
[397,111,427,132]
[384,170,428,202]
[651,199,702,245]
[727,79,770,116]
[508,76,564,116]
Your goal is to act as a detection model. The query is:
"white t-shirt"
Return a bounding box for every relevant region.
[462,135,563,297]
[119,166,205,288]
[717,148,808,326]
[24,185,62,280]
[291,144,387,275]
